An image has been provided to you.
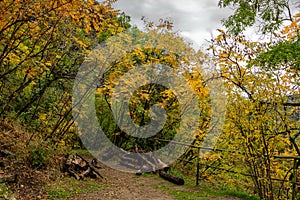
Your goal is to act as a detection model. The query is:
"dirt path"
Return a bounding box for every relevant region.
[73,167,243,200]
[74,167,175,200]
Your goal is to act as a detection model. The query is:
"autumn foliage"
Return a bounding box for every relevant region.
[0,0,130,147]
[0,0,300,199]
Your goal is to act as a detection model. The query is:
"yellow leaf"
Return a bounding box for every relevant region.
[45,61,52,66]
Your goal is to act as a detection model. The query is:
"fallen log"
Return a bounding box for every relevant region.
[120,160,140,170]
[91,158,102,169]
[76,154,104,179]
[159,170,184,185]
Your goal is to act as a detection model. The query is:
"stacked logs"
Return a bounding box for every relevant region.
[60,153,103,180]
[0,150,17,184]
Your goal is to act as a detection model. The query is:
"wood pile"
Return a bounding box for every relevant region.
[60,153,104,180]
[0,150,17,184]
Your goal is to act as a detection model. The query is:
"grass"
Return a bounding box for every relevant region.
[215,190,260,200]
[154,167,260,200]
[69,149,94,158]
[155,183,260,200]
[0,183,16,199]
[46,176,106,199]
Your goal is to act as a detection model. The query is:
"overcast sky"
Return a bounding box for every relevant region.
[111,0,233,50]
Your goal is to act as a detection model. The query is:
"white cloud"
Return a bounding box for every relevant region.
[111,0,300,50]
[112,0,233,49]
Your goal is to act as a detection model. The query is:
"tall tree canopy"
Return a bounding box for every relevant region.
[0,0,130,146]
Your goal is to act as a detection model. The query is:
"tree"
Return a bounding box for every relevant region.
[209,18,300,198]
[93,25,211,152]
[218,0,300,70]
[256,14,300,71]
[217,3,300,198]
[218,0,293,35]
[0,0,130,146]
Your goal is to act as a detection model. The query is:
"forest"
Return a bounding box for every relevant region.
[0,0,300,199]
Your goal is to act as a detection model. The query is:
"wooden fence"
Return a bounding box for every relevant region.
[155,138,300,200]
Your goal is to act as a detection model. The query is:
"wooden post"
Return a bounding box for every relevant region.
[196,147,200,186]
[292,158,297,200]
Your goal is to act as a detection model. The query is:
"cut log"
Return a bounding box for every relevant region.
[117,149,170,175]
[91,158,102,169]
[136,153,157,172]
[157,159,169,171]
[122,154,142,165]
[68,168,81,180]
[75,154,104,179]
[159,170,184,185]
[61,153,104,180]
[120,159,141,170]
